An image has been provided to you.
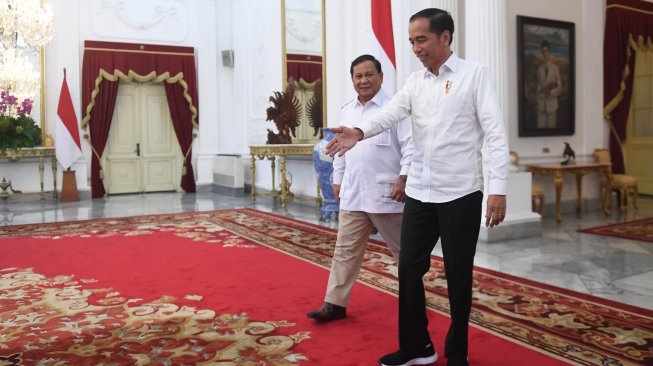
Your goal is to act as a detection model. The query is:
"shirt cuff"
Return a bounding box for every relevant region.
[487,178,508,196]
[400,165,410,176]
[358,124,373,139]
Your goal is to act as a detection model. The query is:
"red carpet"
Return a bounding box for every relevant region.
[1,209,652,365]
[578,217,653,243]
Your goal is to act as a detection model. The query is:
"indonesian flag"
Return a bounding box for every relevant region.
[55,71,82,170]
[371,0,396,95]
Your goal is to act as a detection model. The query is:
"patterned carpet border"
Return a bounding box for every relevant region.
[3,208,653,366]
[578,217,653,243]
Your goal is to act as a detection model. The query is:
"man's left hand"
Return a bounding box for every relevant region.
[485,194,507,227]
[390,177,407,203]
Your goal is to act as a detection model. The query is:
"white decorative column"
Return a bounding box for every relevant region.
[398,1,463,76]
[465,0,507,125]
[582,0,606,148]
[195,0,220,189]
[430,0,462,56]
[465,0,541,242]
[232,0,282,193]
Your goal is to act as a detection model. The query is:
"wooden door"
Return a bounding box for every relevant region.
[104,82,181,194]
[140,83,181,192]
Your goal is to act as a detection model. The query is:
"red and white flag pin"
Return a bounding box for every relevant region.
[445,80,453,94]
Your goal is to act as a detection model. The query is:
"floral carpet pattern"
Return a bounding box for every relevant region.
[0,268,309,365]
[2,209,653,365]
[578,217,653,243]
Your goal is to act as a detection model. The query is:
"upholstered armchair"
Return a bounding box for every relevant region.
[510,151,544,214]
[593,149,638,211]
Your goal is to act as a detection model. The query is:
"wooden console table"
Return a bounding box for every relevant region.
[0,147,58,201]
[526,162,612,222]
[249,144,320,208]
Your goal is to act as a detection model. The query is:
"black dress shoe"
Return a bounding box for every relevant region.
[307,302,346,322]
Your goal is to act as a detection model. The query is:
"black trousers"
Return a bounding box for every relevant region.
[398,191,482,360]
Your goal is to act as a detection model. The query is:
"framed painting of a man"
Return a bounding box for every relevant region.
[517,16,575,137]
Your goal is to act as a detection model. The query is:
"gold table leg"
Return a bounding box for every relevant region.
[38,156,45,202]
[554,171,563,222]
[279,155,287,208]
[250,154,256,201]
[270,156,277,199]
[602,167,612,216]
[52,157,58,200]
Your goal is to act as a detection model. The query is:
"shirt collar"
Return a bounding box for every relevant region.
[355,90,386,108]
[423,52,459,78]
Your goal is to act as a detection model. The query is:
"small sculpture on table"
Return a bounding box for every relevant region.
[265,80,302,144]
[561,142,576,165]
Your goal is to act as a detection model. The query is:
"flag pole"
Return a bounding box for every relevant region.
[58,66,80,201]
[64,68,70,174]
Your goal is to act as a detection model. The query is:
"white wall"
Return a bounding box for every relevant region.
[506,0,606,161]
[215,0,237,155]
[285,0,323,56]
[0,0,85,195]
[506,0,606,202]
[5,0,244,195]
[4,0,613,206]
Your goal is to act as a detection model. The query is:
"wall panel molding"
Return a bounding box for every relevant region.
[90,0,190,43]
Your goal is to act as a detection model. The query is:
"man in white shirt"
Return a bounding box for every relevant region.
[536,40,563,128]
[307,54,414,323]
[325,9,510,366]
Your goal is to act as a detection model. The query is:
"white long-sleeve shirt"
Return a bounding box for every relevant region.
[357,53,510,203]
[333,91,414,213]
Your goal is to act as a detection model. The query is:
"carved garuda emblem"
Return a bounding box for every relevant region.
[306,79,323,139]
[265,81,301,144]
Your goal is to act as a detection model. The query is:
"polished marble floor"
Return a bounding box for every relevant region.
[2,191,653,310]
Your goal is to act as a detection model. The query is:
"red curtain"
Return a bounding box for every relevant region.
[88,80,119,198]
[81,41,199,197]
[603,0,653,174]
[286,54,322,83]
[164,82,196,192]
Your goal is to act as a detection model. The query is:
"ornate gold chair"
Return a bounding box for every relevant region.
[593,148,638,212]
[510,151,544,214]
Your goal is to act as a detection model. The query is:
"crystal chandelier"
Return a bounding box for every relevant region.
[0,49,39,101]
[0,0,54,99]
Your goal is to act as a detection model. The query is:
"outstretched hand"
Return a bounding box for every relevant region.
[325,126,363,157]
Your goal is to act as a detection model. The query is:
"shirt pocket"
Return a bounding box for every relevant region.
[440,89,472,122]
[371,130,391,146]
[375,173,397,203]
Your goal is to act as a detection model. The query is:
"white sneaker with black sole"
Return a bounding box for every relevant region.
[378,344,438,366]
